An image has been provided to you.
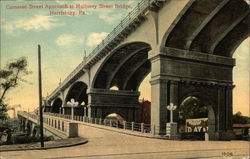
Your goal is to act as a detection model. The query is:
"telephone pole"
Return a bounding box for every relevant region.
[38,45,44,147]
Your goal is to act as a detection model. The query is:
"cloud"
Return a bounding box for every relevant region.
[2,15,62,33]
[127,0,137,5]
[87,32,108,47]
[55,0,65,4]
[98,13,123,24]
[95,6,123,24]
[55,34,84,46]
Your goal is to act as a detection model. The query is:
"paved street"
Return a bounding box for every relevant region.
[1,123,249,159]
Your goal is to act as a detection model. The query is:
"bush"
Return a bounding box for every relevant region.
[13,135,54,144]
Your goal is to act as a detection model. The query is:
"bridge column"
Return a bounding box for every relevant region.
[18,116,26,132]
[150,53,181,135]
[150,79,179,136]
[150,78,168,135]
[150,47,235,139]
[30,123,36,136]
[213,85,234,140]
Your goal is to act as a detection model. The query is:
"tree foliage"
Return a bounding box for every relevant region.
[0,57,30,120]
[178,96,208,124]
[233,111,248,124]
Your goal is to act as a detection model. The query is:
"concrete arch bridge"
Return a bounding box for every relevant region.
[44,0,250,140]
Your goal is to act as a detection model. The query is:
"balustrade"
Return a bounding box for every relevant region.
[18,111,166,137]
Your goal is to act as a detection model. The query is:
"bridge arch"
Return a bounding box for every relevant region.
[178,91,216,135]
[103,111,127,122]
[92,42,151,91]
[161,0,249,57]
[51,98,62,113]
[65,81,88,105]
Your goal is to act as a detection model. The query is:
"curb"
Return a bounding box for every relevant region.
[0,138,88,152]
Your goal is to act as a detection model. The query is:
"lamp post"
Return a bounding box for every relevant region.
[167,103,177,123]
[67,99,79,120]
[166,103,178,139]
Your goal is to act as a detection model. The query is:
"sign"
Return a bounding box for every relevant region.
[186,118,208,133]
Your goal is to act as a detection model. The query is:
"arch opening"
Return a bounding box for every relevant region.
[177,96,214,140]
[232,38,249,117]
[105,113,126,127]
[93,42,151,90]
[138,73,151,124]
[65,81,88,105]
[109,86,119,90]
[51,98,62,113]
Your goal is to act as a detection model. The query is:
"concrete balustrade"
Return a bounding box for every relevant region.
[116,120,119,128]
[123,121,126,130]
[132,122,134,131]
[17,111,78,138]
[141,123,144,133]
[109,120,112,127]
[18,111,157,140]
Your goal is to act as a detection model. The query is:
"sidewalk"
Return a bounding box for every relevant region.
[0,137,88,152]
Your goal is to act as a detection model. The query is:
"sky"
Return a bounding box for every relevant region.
[1,0,249,117]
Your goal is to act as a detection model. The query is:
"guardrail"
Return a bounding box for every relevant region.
[47,0,152,100]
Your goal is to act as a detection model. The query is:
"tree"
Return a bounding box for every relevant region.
[233,111,248,124]
[0,57,30,120]
[178,96,208,124]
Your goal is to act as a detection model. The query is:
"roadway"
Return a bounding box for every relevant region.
[1,123,249,159]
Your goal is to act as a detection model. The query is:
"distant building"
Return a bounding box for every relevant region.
[138,99,151,124]
[233,124,250,136]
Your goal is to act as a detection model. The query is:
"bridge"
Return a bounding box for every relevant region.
[40,0,249,140]
[12,111,250,159]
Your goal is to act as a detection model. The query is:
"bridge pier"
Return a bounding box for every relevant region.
[150,48,235,139]
[87,88,140,122]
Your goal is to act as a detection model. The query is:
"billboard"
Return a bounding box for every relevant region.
[186,118,208,133]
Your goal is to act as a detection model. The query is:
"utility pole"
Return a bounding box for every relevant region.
[38,45,44,147]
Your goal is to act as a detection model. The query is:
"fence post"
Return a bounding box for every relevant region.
[132,122,134,131]
[141,123,144,133]
[99,118,102,125]
[95,118,97,124]
[109,120,112,127]
[116,120,119,128]
[123,121,126,129]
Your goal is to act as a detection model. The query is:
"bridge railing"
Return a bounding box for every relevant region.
[17,111,78,138]
[47,0,151,100]
[17,111,38,121]
[44,112,164,136]
[18,111,164,136]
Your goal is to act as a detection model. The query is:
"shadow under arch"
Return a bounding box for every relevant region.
[160,0,249,57]
[65,81,88,105]
[51,98,62,113]
[92,41,151,91]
